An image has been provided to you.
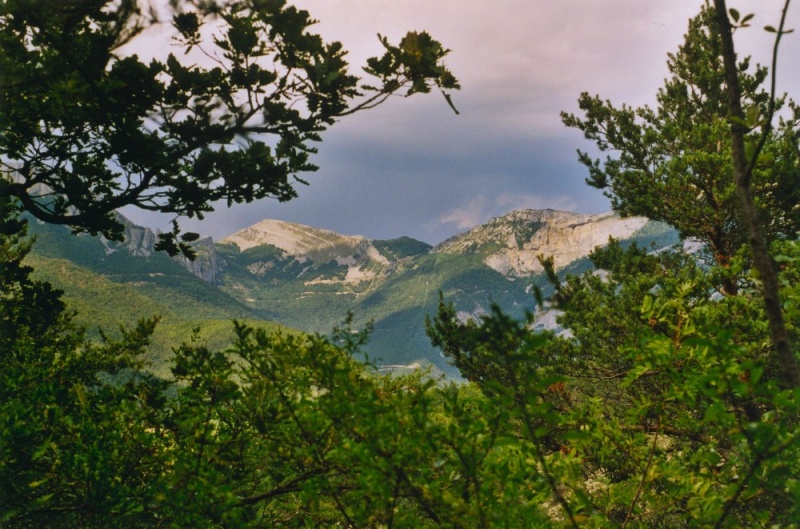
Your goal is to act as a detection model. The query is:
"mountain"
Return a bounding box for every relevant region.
[214,210,677,375]
[436,209,651,274]
[23,216,279,377]
[219,219,403,287]
[24,209,678,377]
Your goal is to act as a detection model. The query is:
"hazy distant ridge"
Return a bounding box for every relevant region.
[28,209,678,376]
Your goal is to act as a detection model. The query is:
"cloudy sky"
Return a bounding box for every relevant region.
[123,0,800,244]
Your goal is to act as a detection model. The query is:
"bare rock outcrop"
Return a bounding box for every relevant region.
[435,209,650,276]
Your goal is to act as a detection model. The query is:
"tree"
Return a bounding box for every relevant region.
[0,180,66,352]
[0,0,459,256]
[428,255,800,526]
[562,2,800,386]
[425,4,800,525]
[710,0,800,388]
[561,6,800,285]
[0,187,167,526]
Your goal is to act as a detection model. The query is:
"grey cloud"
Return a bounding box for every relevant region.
[123,1,800,248]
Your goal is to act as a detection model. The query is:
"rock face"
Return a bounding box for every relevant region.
[98,213,224,283]
[435,209,651,276]
[124,223,158,256]
[221,219,391,285]
[99,215,158,257]
[176,237,224,284]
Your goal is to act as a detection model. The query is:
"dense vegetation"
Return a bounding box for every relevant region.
[2,1,800,527]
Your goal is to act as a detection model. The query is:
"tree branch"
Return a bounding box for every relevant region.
[712,0,800,388]
[745,0,793,180]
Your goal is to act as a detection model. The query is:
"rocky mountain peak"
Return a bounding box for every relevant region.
[221,219,383,260]
[220,219,393,286]
[97,213,224,283]
[435,209,651,276]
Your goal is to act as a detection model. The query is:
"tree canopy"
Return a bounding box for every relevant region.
[0,0,459,256]
[561,6,800,274]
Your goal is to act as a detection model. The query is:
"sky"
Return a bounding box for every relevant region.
[122,0,800,245]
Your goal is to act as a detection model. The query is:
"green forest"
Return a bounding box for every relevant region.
[2,0,800,527]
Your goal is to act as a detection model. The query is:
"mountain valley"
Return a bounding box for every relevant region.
[26,210,678,376]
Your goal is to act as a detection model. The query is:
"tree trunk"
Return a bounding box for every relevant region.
[713,0,800,388]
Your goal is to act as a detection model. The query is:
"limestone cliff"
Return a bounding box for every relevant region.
[99,214,158,257]
[99,213,224,283]
[220,219,390,285]
[176,237,224,284]
[435,209,656,276]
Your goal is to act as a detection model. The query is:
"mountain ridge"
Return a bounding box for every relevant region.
[25,208,679,376]
[434,209,652,276]
[216,208,664,280]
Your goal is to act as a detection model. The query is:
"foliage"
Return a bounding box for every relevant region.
[0,185,67,352]
[373,236,433,261]
[3,3,800,528]
[5,213,800,527]
[427,237,800,527]
[0,0,459,257]
[0,206,534,526]
[424,5,800,525]
[561,6,800,273]
[1,190,164,526]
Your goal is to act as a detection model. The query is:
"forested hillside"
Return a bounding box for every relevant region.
[23,210,677,376]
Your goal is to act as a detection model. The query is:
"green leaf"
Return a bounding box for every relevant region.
[28,478,49,488]
[745,106,760,126]
[641,294,653,314]
[729,8,740,22]
[173,12,200,39]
